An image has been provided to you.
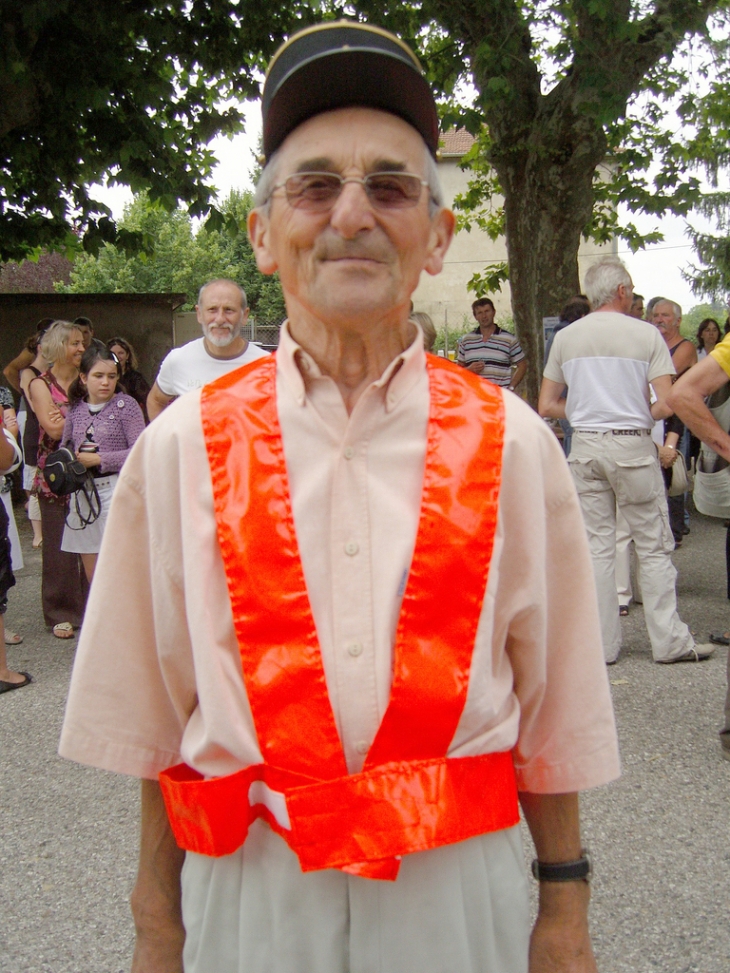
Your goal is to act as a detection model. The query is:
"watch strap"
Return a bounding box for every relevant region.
[531,851,591,882]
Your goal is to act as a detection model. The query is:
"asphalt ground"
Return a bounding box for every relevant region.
[1,502,729,973]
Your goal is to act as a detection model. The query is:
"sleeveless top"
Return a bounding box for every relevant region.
[31,370,70,501]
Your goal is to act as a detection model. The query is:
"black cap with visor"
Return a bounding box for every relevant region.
[261,22,439,161]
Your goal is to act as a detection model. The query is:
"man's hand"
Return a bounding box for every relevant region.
[668,355,730,462]
[529,882,597,973]
[658,445,677,469]
[130,780,185,973]
[465,361,485,374]
[520,792,596,973]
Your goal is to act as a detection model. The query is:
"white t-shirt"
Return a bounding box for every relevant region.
[156,337,269,397]
[543,311,674,430]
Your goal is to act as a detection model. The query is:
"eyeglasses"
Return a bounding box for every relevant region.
[269,171,431,211]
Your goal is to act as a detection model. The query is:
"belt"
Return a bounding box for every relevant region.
[574,429,651,436]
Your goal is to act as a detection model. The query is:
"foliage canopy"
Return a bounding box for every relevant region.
[59,191,286,322]
[5,1,730,399]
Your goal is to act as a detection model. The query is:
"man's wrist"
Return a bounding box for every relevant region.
[532,850,591,883]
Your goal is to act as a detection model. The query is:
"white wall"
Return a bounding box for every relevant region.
[412,157,616,334]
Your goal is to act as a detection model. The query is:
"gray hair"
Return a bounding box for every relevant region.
[653,298,682,323]
[39,321,82,365]
[253,144,444,218]
[197,279,248,309]
[583,257,632,310]
[645,296,666,320]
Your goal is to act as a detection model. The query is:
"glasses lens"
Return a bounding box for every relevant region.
[365,173,423,207]
[285,173,342,209]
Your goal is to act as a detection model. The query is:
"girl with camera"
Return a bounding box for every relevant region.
[61,346,145,585]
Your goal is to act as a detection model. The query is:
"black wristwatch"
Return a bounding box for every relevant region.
[531,850,592,883]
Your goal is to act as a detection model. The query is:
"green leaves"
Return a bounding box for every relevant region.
[59,190,286,321]
[0,0,324,261]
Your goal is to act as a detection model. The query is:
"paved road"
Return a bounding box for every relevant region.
[1,505,729,973]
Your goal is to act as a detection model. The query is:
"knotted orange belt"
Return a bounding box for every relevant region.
[159,355,518,881]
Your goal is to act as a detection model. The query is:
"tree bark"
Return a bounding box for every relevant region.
[489,111,607,404]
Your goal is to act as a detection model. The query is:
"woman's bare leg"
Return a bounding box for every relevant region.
[80,553,98,584]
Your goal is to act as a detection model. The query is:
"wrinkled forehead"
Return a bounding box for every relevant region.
[200,284,243,308]
[277,106,428,174]
[653,301,677,319]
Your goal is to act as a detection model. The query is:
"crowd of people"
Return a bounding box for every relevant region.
[0,280,268,689]
[0,317,148,685]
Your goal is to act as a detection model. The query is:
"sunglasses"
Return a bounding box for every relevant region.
[269,171,431,211]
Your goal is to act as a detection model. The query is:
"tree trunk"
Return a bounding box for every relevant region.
[491,124,606,405]
[480,81,606,406]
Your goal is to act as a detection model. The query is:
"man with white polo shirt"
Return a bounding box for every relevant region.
[146,278,269,419]
[540,256,713,666]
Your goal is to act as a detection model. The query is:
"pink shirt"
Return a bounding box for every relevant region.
[60,323,620,795]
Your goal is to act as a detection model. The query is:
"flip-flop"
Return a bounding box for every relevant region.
[619,605,629,617]
[0,671,32,694]
[710,632,730,646]
[52,622,75,640]
[4,632,23,645]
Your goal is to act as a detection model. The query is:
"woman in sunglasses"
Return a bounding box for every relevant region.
[61,346,145,584]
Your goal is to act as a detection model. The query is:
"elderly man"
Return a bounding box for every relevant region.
[60,23,619,973]
[458,297,527,390]
[146,278,268,419]
[540,256,712,666]
[669,335,730,758]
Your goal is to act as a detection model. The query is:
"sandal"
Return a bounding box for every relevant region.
[710,632,730,646]
[619,605,629,617]
[52,622,75,640]
[0,671,32,694]
[4,631,23,645]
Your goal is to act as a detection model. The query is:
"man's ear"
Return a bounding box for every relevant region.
[423,208,456,277]
[247,209,278,276]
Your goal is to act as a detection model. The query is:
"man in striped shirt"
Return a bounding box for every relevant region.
[457,298,527,390]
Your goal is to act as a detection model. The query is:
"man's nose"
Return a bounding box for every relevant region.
[328,180,377,238]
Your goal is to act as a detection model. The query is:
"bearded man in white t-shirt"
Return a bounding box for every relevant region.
[540,256,713,666]
[146,278,269,419]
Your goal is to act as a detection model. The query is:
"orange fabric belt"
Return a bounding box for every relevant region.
[160,354,516,880]
[160,751,518,881]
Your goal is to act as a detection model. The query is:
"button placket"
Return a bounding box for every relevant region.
[329,393,381,773]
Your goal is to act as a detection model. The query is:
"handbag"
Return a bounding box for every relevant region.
[43,446,89,496]
[43,445,102,527]
[668,451,690,497]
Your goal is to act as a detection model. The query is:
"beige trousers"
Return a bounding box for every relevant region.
[181,821,530,973]
[569,430,694,663]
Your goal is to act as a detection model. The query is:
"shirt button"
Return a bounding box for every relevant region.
[343,446,355,460]
[347,641,363,657]
[355,741,369,755]
[344,540,359,556]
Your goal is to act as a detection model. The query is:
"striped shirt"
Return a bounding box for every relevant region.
[457,327,525,386]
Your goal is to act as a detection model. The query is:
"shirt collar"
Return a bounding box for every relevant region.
[277,319,426,413]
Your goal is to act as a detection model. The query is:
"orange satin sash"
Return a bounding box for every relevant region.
[159,355,518,880]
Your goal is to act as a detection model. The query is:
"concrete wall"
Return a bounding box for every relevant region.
[0,294,184,388]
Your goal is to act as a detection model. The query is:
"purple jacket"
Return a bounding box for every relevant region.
[61,393,145,475]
